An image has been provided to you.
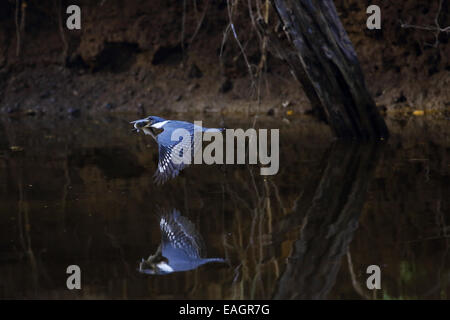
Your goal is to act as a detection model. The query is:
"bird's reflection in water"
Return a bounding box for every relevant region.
[139,209,226,275]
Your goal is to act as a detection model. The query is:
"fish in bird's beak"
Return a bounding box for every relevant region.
[130,118,150,133]
[138,257,162,275]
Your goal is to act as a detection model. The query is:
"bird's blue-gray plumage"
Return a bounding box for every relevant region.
[131,116,224,184]
[138,209,225,275]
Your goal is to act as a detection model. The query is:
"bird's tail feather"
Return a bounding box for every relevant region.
[204,257,226,263]
[204,128,225,133]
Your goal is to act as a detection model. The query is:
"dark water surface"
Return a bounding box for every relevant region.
[0,113,449,299]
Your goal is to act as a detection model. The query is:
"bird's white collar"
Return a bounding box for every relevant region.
[157,261,174,273]
[151,120,169,129]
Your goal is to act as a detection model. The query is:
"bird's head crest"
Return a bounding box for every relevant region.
[145,116,166,125]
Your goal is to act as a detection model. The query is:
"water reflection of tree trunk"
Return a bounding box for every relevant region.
[273,142,382,299]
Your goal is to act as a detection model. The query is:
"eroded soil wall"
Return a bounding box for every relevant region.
[0,0,448,116]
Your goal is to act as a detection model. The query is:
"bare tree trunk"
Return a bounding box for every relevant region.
[272,0,389,140]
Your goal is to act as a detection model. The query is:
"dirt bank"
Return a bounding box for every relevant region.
[0,0,448,117]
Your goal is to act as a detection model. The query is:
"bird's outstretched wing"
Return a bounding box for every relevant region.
[159,209,206,259]
[154,143,188,184]
[154,123,196,184]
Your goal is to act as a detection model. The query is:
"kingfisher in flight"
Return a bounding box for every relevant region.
[131,116,223,184]
[138,209,226,275]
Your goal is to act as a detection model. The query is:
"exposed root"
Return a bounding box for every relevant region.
[400,0,449,47]
[56,0,68,64]
[15,0,27,57]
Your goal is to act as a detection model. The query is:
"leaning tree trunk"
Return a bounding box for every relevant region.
[272,0,389,140]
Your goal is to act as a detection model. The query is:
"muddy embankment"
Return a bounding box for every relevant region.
[0,0,448,117]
